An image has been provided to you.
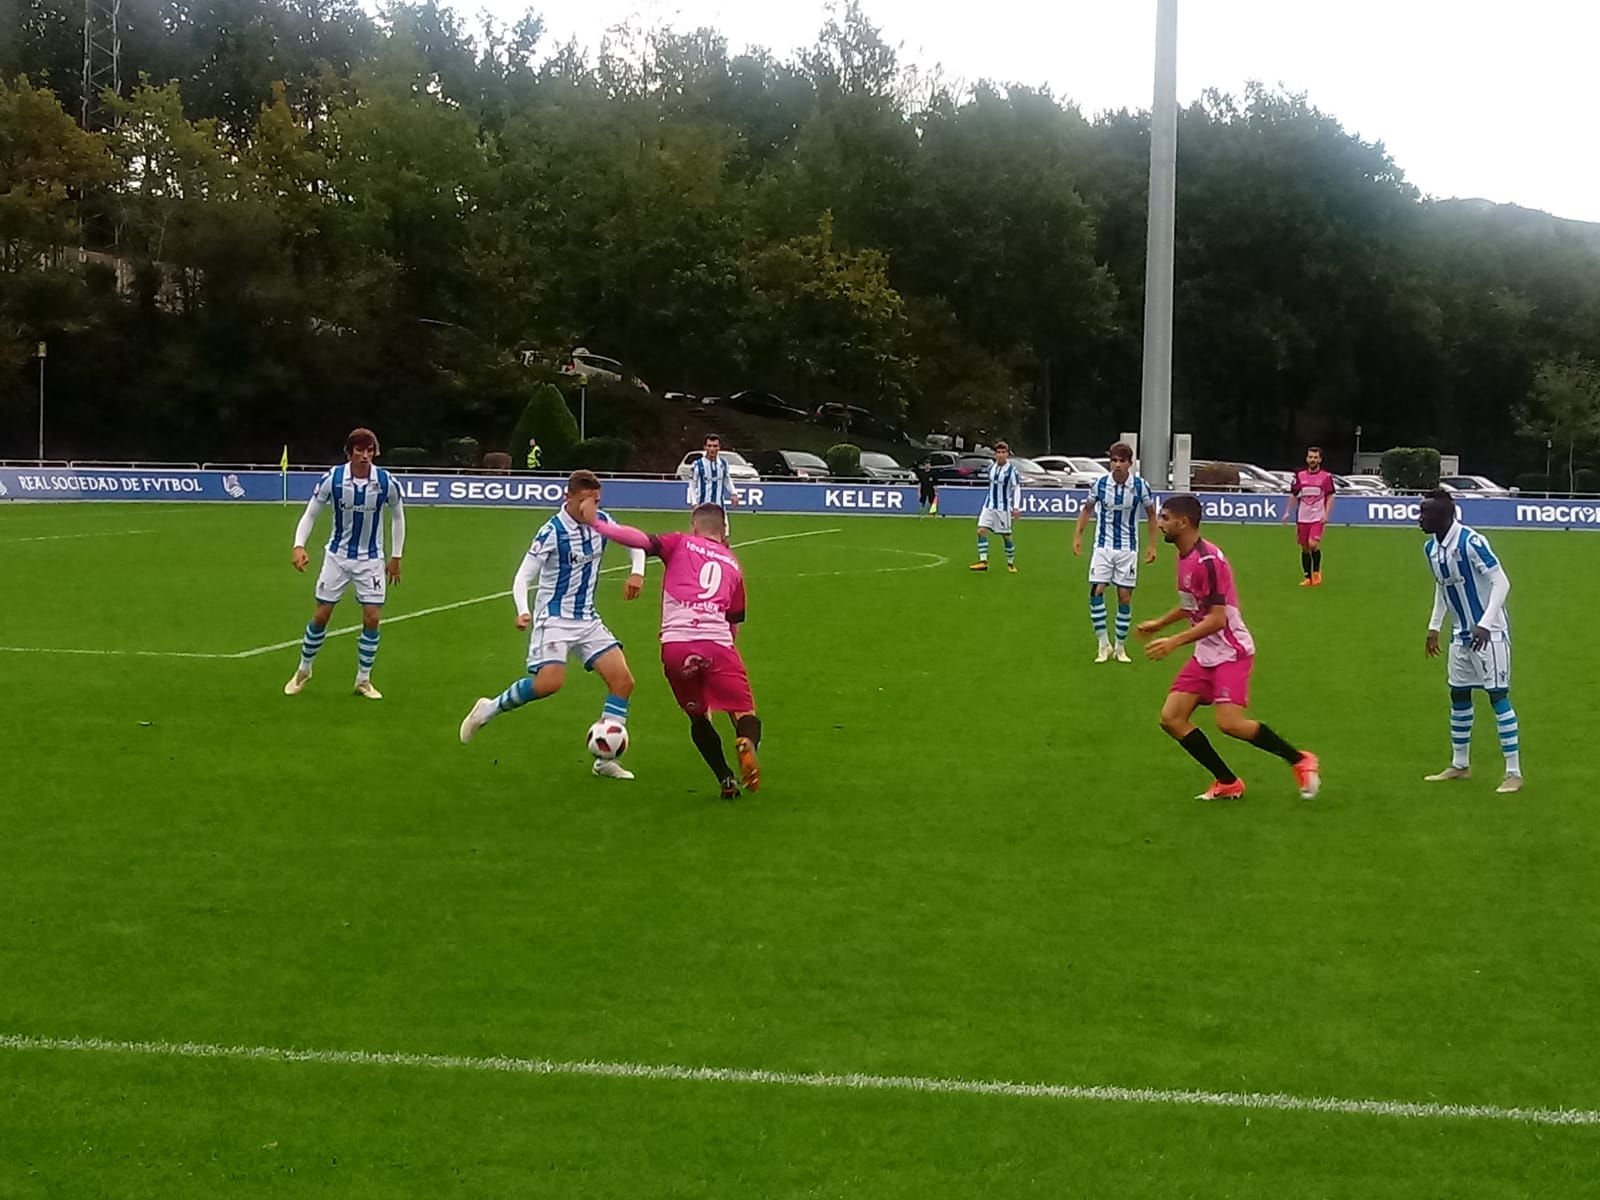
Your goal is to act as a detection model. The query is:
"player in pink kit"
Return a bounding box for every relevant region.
[1139,494,1321,801]
[577,501,763,798]
[1282,445,1336,586]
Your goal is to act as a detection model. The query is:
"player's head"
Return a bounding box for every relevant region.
[1158,494,1204,544]
[1108,441,1134,479]
[691,503,727,541]
[703,434,722,459]
[1306,446,1322,470]
[529,437,537,447]
[564,468,602,517]
[994,440,1010,464]
[345,428,379,467]
[1419,487,1456,537]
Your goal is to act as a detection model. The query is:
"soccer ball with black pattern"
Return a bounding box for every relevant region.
[586,720,629,760]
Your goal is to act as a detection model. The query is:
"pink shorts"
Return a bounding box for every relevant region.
[1171,656,1254,708]
[1297,521,1326,548]
[661,640,754,716]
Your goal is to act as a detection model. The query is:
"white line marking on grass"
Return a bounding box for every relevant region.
[794,548,948,577]
[0,529,155,543]
[2,1032,1596,1127]
[0,528,842,660]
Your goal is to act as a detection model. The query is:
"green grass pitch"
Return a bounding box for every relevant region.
[2,501,1598,1197]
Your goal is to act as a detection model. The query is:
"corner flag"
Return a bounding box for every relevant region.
[280,445,289,504]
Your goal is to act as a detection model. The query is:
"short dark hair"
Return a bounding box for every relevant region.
[345,427,379,454]
[1307,445,1323,454]
[704,434,722,446]
[1422,487,1455,516]
[1109,441,1134,460]
[994,440,1009,452]
[1162,493,1204,526]
[567,469,602,493]
[692,503,725,531]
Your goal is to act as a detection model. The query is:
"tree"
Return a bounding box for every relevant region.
[1518,356,1600,493]
[0,76,117,272]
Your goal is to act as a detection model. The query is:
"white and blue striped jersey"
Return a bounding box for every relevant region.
[687,454,737,506]
[1088,473,1155,550]
[513,507,647,621]
[1425,521,1511,643]
[985,460,1022,512]
[295,464,406,561]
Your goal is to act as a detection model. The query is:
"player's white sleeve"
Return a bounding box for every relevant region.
[628,545,647,576]
[512,542,546,619]
[1477,564,1511,628]
[724,461,740,501]
[292,471,333,548]
[1428,585,1448,633]
[387,479,407,558]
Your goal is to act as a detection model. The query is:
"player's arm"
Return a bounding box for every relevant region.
[1472,565,1511,649]
[727,577,747,642]
[1426,585,1448,657]
[623,542,647,600]
[724,462,740,506]
[1144,499,1159,563]
[1072,495,1095,555]
[1136,605,1187,636]
[1009,472,1022,516]
[290,475,332,571]
[1324,478,1335,521]
[511,540,546,629]
[1281,482,1298,523]
[385,478,406,584]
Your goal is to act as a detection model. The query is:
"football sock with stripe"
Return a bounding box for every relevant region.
[1089,592,1108,644]
[1003,536,1015,565]
[355,627,380,683]
[601,694,630,725]
[1115,603,1132,644]
[495,675,546,713]
[976,534,989,563]
[1491,693,1520,775]
[1178,729,1237,783]
[299,621,326,672]
[1449,691,1474,769]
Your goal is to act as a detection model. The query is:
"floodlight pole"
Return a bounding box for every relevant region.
[1138,0,1178,490]
[37,341,47,464]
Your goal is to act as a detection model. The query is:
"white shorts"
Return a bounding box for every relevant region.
[315,554,386,606]
[528,615,622,673]
[978,506,1014,535]
[1447,639,1512,691]
[1089,547,1139,589]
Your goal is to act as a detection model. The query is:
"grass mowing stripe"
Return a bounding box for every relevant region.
[4,1031,1597,1127]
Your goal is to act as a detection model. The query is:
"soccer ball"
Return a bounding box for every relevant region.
[586,720,629,760]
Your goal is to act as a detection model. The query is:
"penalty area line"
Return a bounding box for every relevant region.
[1,1031,1596,1127]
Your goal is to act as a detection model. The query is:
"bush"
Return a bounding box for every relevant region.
[1191,461,1240,488]
[386,446,431,467]
[826,443,862,478]
[508,382,580,469]
[567,437,636,474]
[1575,468,1600,495]
[442,436,480,467]
[1380,447,1441,491]
[1515,473,1551,496]
[483,451,513,474]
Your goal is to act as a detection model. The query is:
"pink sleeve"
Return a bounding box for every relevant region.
[590,518,652,551]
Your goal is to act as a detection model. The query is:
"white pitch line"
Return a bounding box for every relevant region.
[794,548,948,577]
[2,1032,1596,1127]
[0,529,155,543]
[0,527,843,660]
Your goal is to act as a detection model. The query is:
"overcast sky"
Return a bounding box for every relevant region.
[470,0,1600,223]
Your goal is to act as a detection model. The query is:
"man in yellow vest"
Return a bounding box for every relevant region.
[526,437,542,471]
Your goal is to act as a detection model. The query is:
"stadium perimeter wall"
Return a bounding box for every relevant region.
[2,466,1598,531]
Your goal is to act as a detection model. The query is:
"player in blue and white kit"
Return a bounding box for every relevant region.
[687,434,741,535]
[285,428,406,699]
[1072,441,1158,662]
[969,441,1022,573]
[458,469,648,780]
[1419,489,1521,793]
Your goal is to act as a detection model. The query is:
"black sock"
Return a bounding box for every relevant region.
[734,714,762,746]
[1300,550,1312,578]
[1178,728,1237,783]
[1251,723,1302,764]
[689,716,734,782]
[1311,548,1322,572]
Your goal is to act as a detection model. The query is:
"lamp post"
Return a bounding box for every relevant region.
[36,341,47,464]
[1353,424,1362,472]
[578,374,588,441]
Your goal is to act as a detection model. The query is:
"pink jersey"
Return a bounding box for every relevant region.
[1291,469,1336,523]
[650,531,747,646]
[1177,538,1255,666]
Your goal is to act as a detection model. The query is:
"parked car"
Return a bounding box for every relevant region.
[674,450,761,483]
[560,347,650,392]
[928,452,995,485]
[723,391,810,421]
[812,403,911,443]
[1033,455,1108,486]
[857,451,916,483]
[1440,474,1517,497]
[1008,457,1067,488]
[749,449,831,480]
[1337,473,1390,494]
[1230,462,1290,492]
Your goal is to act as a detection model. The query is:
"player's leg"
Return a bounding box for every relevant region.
[1089,582,1111,660]
[706,645,760,791]
[1212,672,1320,798]
[1486,640,1520,791]
[587,644,635,779]
[1426,686,1476,781]
[1160,685,1242,799]
[1000,513,1016,570]
[1309,531,1323,584]
[971,521,992,570]
[459,618,572,742]
[665,643,739,795]
[350,559,388,697]
[286,555,347,693]
[1298,524,1314,585]
[1113,581,1135,661]
[688,715,739,796]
